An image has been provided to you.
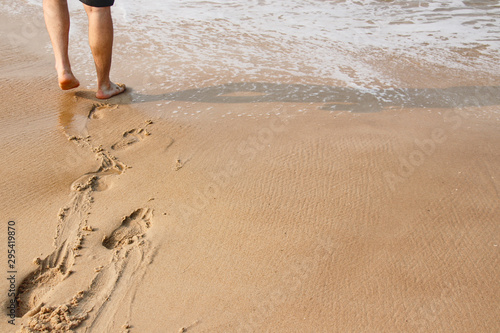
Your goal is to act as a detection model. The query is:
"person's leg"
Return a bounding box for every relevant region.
[43,0,80,90]
[83,4,125,99]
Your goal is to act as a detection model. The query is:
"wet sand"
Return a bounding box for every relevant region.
[1,2,500,333]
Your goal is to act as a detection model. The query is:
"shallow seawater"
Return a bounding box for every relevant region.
[116,0,500,83]
[4,0,500,116]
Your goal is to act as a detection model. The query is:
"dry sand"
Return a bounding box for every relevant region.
[1,6,499,333]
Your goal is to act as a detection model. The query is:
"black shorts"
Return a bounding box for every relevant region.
[79,0,114,7]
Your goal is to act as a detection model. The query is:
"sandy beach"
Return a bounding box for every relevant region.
[1,1,499,332]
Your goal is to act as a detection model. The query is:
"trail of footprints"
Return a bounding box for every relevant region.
[18,208,155,333]
[15,105,158,332]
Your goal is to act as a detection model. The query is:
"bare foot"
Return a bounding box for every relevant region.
[58,70,80,90]
[96,82,126,99]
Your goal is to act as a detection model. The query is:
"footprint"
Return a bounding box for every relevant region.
[88,103,118,119]
[102,208,153,249]
[16,251,74,317]
[111,128,150,151]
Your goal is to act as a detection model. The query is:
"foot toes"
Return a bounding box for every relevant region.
[96,83,127,99]
[117,84,126,93]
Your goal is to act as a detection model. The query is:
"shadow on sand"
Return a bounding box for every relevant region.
[76,82,500,113]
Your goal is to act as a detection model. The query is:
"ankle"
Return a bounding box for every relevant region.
[97,80,112,91]
[56,64,72,76]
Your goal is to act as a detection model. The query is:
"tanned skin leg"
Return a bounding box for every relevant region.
[43,0,80,90]
[83,4,125,99]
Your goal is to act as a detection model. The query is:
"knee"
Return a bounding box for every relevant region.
[84,5,111,16]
